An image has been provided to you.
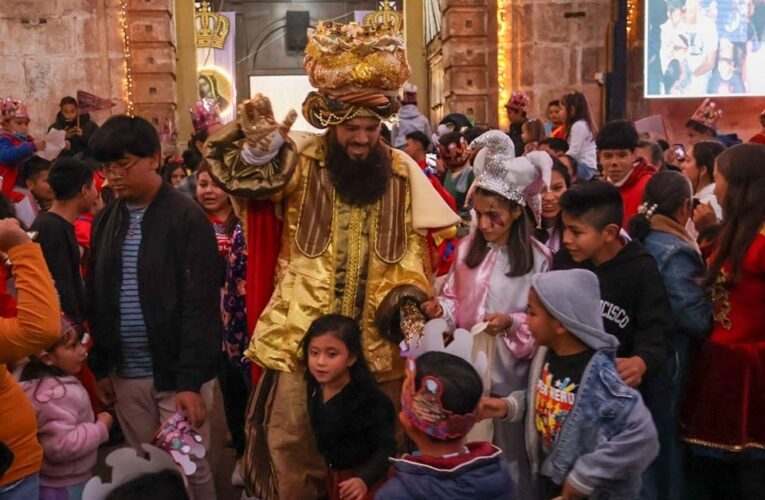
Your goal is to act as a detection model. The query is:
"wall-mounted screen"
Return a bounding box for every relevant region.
[645,0,765,97]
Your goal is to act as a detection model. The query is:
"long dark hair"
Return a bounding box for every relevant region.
[627,171,692,243]
[195,161,238,237]
[300,314,376,387]
[466,187,535,277]
[706,144,765,285]
[559,154,581,184]
[534,161,571,244]
[561,91,596,141]
[690,141,725,186]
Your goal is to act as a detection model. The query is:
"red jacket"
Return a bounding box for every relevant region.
[749,132,765,145]
[618,159,655,228]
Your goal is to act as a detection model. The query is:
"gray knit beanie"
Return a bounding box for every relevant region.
[531,269,618,350]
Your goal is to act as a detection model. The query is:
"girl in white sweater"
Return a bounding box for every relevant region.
[560,91,598,180]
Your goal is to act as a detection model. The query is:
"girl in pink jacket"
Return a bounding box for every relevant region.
[19,320,113,500]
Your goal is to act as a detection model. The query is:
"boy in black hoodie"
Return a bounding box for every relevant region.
[555,182,675,498]
[554,180,672,389]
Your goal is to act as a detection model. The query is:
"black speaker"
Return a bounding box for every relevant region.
[286,11,310,52]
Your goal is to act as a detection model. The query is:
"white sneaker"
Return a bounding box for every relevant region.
[231,460,245,488]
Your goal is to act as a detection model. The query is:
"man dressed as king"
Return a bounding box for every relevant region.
[205,11,459,499]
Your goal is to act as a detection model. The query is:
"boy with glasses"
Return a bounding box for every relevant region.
[87,115,222,499]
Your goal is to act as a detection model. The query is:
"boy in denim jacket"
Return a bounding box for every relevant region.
[480,269,658,500]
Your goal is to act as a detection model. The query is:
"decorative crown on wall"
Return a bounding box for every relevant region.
[363,0,403,32]
[195,1,230,49]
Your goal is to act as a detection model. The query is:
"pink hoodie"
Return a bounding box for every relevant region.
[20,375,109,487]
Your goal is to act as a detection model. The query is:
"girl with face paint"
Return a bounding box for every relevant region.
[420,131,552,498]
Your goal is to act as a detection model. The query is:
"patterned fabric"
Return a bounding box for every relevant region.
[222,222,249,373]
[682,229,765,453]
[208,216,232,256]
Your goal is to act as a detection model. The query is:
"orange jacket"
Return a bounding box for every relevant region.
[0,243,61,487]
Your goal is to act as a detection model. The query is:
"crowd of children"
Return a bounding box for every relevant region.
[0,80,763,500]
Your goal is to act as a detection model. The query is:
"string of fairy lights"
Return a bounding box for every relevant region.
[626,0,638,36]
[497,0,510,130]
[118,0,135,116]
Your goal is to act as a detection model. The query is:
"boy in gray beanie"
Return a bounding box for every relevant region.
[479,269,659,500]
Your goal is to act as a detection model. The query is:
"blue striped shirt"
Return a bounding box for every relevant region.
[117,205,153,378]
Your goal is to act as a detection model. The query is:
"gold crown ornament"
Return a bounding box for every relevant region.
[195,0,230,49]
[303,3,410,95]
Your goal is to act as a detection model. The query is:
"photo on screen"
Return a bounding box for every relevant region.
[645,0,765,98]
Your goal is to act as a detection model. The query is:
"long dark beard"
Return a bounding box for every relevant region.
[326,134,392,206]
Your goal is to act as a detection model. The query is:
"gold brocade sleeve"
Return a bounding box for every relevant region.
[204,121,301,201]
[360,184,433,382]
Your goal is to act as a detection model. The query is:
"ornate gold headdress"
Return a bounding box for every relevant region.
[302,2,410,128]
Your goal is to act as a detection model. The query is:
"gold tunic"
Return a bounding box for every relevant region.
[206,124,460,381]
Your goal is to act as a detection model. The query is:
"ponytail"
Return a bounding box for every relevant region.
[627,202,658,243]
[626,171,692,242]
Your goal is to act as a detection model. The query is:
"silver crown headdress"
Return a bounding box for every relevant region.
[470,130,552,222]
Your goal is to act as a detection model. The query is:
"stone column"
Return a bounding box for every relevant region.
[174,0,197,144]
[440,0,497,127]
[405,0,429,117]
[126,0,178,146]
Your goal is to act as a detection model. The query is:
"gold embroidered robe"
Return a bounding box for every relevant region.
[206,123,460,381]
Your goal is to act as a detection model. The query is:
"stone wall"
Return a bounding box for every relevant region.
[0,0,181,145]
[504,0,611,125]
[0,0,127,136]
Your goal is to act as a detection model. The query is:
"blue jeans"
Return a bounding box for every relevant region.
[0,473,39,500]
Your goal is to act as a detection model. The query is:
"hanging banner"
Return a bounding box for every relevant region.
[195,2,236,124]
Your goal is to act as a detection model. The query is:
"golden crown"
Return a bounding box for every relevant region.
[303,1,410,95]
[364,0,403,32]
[195,1,230,50]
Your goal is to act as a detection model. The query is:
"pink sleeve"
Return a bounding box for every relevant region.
[33,384,110,464]
[38,412,109,463]
[501,313,537,359]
